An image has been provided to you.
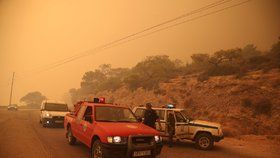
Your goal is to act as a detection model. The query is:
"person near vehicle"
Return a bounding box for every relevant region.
[167,110,175,147]
[143,103,162,130]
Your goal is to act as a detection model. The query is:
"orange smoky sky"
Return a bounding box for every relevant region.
[0,0,279,105]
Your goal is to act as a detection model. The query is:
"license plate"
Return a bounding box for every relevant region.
[55,120,63,123]
[133,150,151,157]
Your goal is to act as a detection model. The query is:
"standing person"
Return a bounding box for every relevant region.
[143,103,162,130]
[167,111,175,147]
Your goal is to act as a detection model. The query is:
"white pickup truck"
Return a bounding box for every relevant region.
[39,100,69,127]
[133,106,224,150]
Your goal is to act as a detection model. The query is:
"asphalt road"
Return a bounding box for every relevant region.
[0,110,279,158]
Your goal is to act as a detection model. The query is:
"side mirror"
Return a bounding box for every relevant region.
[85,115,93,123]
[137,117,143,122]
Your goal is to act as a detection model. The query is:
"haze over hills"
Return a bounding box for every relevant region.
[65,38,280,136]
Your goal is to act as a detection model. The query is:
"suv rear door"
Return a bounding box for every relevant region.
[174,111,189,139]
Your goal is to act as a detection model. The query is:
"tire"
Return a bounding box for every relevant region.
[195,133,214,150]
[67,127,76,145]
[91,140,105,158]
[42,121,46,128]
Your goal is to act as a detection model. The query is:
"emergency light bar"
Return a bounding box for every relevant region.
[93,97,106,104]
[166,104,174,108]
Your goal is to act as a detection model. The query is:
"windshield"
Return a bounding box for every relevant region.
[44,103,68,111]
[181,110,191,120]
[95,106,138,122]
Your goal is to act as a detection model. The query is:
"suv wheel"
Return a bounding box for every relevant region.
[67,127,76,145]
[195,133,214,150]
[91,140,104,158]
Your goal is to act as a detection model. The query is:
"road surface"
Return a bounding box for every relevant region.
[0,110,279,158]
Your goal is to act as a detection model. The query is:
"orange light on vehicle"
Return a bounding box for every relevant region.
[99,97,105,103]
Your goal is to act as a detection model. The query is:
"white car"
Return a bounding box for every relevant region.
[40,100,69,127]
[7,104,18,111]
[133,106,224,150]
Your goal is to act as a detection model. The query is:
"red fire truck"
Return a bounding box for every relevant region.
[64,98,163,158]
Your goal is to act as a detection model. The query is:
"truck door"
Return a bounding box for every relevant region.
[79,106,94,147]
[174,111,189,139]
[155,109,166,135]
[73,105,87,140]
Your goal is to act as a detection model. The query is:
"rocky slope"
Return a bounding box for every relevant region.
[87,69,280,136]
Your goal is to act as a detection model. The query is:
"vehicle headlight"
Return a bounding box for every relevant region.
[154,135,162,143]
[107,136,127,144]
[44,113,52,118]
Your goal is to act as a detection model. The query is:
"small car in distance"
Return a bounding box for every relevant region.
[7,104,18,111]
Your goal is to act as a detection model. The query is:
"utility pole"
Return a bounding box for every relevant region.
[9,72,15,106]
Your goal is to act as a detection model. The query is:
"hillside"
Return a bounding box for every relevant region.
[90,69,280,136]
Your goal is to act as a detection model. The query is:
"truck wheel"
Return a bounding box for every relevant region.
[42,121,46,128]
[91,140,104,158]
[195,133,214,150]
[67,127,76,145]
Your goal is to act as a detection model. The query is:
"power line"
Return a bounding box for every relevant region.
[18,0,252,77]
[104,0,253,49]
[17,0,234,77]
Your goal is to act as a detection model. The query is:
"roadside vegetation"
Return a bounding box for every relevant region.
[69,38,280,102]
[20,91,46,108]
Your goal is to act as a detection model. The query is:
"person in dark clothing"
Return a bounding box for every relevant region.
[143,103,162,130]
[167,111,175,147]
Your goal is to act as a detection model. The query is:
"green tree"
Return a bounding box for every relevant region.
[20,91,46,108]
[125,55,177,90]
[240,44,261,60]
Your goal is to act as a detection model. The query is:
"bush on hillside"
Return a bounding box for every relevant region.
[197,73,209,82]
[253,97,273,116]
[241,98,252,108]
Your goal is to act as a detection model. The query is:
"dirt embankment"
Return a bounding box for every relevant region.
[87,69,280,136]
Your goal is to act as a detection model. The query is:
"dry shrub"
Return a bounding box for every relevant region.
[235,70,246,79]
[184,98,193,108]
[169,96,178,105]
[241,98,252,108]
[154,89,166,95]
[252,97,273,116]
[266,135,280,144]
[181,82,187,86]
[197,73,209,82]
[272,78,280,87]
[222,127,239,137]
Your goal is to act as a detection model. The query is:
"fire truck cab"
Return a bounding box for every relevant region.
[64,98,163,158]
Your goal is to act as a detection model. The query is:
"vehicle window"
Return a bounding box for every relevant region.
[174,111,186,123]
[44,103,68,111]
[83,106,92,123]
[155,110,165,120]
[77,105,87,120]
[134,108,145,118]
[181,110,190,119]
[95,106,137,122]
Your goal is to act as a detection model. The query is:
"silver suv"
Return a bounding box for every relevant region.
[133,106,224,150]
